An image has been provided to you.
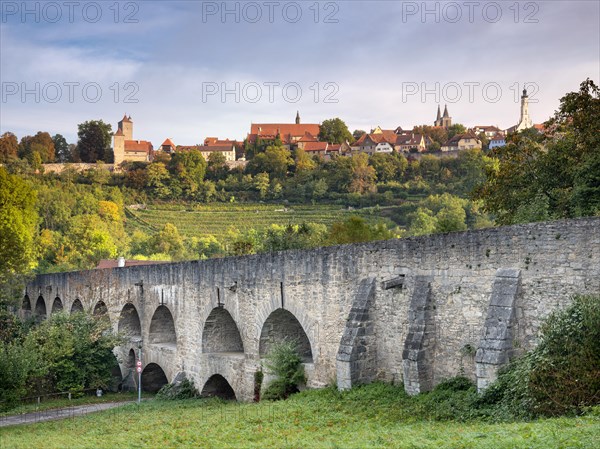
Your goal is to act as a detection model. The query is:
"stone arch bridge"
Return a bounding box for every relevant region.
[23,218,600,399]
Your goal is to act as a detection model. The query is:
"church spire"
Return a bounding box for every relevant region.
[443,104,449,118]
[295,110,300,124]
[436,105,441,121]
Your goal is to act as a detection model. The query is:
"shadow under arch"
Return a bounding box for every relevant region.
[201,374,236,400]
[70,299,84,314]
[118,303,141,339]
[34,295,47,321]
[93,301,108,316]
[51,297,63,314]
[148,305,176,346]
[259,308,313,362]
[21,295,32,319]
[202,307,244,354]
[141,363,168,393]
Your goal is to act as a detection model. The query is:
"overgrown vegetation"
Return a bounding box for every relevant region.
[156,378,199,401]
[480,294,600,417]
[0,312,122,411]
[262,340,306,401]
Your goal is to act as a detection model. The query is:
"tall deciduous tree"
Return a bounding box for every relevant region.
[319,118,354,144]
[77,120,113,163]
[0,168,38,306]
[52,134,70,162]
[0,132,18,163]
[18,132,55,163]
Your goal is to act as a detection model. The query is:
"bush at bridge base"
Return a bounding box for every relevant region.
[479,294,600,417]
[262,340,306,401]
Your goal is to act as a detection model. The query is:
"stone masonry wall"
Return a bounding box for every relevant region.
[25,217,600,400]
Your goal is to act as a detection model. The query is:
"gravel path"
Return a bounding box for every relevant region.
[0,401,134,428]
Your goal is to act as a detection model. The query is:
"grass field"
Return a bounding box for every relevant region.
[1,384,598,449]
[125,203,392,238]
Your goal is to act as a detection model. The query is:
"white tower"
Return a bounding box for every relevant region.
[516,88,533,131]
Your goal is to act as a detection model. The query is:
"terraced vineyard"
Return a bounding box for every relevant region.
[125,203,390,238]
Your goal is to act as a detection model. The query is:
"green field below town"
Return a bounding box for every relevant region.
[125,203,394,238]
[1,384,598,449]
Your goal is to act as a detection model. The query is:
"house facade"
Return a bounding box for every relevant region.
[441,132,482,151]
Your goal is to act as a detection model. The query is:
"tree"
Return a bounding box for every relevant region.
[52,134,70,162]
[0,168,38,289]
[369,153,407,182]
[0,132,18,163]
[475,79,600,223]
[168,149,207,195]
[293,148,316,173]
[206,152,229,181]
[77,120,113,163]
[353,129,366,141]
[349,153,377,194]
[18,132,55,163]
[150,223,185,260]
[413,125,448,147]
[329,216,394,244]
[246,145,292,180]
[447,124,467,139]
[319,118,354,144]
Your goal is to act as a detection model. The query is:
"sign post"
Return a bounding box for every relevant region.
[137,343,142,404]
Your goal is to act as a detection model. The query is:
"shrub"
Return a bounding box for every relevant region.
[156,378,199,400]
[262,340,306,401]
[480,294,600,417]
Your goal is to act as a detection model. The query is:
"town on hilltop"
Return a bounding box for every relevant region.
[111,89,544,166]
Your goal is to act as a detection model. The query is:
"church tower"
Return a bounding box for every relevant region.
[435,105,452,128]
[295,111,301,125]
[516,89,533,131]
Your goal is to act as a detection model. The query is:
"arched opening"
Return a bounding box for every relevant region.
[34,295,47,321]
[148,305,176,346]
[201,374,236,400]
[21,295,32,319]
[70,299,84,314]
[93,301,108,316]
[259,308,313,362]
[141,363,168,393]
[119,349,138,392]
[202,308,244,354]
[118,303,141,339]
[109,353,123,392]
[51,297,63,314]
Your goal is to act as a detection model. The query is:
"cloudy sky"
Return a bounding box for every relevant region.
[1,1,598,146]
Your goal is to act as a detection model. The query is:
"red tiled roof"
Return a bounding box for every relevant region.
[120,114,132,123]
[298,132,318,143]
[491,133,505,141]
[124,140,153,153]
[303,142,328,152]
[161,138,176,147]
[533,124,546,132]
[249,123,321,144]
[96,259,169,269]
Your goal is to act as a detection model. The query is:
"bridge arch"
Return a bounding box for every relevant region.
[141,363,169,393]
[201,374,236,400]
[51,297,63,314]
[202,307,244,354]
[118,303,142,339]
[21,295,32,319]
[34,295,47,321]
[70,298,84,314]
[259,308,313,362]
[93,301,108,316]
[148,305,176,347]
